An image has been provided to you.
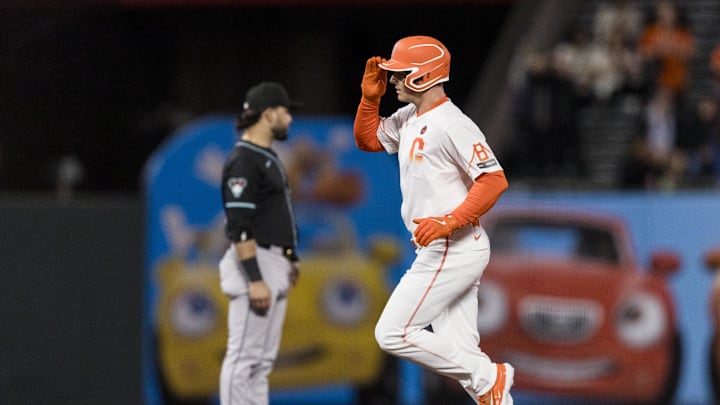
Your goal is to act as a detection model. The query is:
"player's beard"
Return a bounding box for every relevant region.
[272,125,289,141]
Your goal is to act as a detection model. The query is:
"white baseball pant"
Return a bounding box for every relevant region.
[374,231,496,403]
[218,245,292,405]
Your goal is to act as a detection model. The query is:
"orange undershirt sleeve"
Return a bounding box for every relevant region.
[353,98,385,152]
[451,171,509,226]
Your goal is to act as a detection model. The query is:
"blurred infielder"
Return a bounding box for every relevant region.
[218,82,301,405]
[353,35,513,404]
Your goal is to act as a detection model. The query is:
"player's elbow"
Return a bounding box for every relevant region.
[354,137,380,152]
[353,134,366,150]
[479,170,509,195]
[353,130,384,152]
[496,171,509,194]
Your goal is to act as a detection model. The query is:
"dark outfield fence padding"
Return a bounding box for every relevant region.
[0,196,143,405]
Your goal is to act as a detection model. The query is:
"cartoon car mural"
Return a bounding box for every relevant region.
[154,213,401,403]
[706,246,720,399]
[443,207,682,404]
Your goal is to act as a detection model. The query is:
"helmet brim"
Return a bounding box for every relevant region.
[378,59,415,72]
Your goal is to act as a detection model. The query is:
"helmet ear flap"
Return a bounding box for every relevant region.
[405,72,427,90]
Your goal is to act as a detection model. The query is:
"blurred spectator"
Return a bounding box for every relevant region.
[553,21,645,104]
[620,87,686,189]
[552,24,600,102]
[679,96,720,183]
[510,46,585,177]
[710,42,720,98]
[621,138,653,188]
[620,0,696,190]
[588,29,646,103]
[593,0,644,47]
[638,0,695,100]
[506,47,553,176]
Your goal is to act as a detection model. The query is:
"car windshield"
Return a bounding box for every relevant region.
[490,220,620,264]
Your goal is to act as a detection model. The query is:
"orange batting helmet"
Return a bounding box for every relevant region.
[379,35,451,92]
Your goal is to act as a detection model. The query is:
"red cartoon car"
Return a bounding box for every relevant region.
[472,207,682,404]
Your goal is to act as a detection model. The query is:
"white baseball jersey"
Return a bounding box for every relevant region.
[376,97,503,233]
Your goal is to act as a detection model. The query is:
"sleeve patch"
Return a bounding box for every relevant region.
[476,159,498,169]
[227,177,248,198]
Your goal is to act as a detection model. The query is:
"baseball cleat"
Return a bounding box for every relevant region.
[478,363,514,405]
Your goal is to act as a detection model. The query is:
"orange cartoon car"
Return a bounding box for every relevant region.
[471,207,682,404]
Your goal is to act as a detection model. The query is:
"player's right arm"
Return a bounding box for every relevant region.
[222,153,272,315]
[353,56,387,152]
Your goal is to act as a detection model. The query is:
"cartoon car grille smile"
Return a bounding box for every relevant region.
[519,296,602,343]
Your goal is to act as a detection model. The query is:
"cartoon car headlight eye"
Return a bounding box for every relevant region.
[321,279,369,326]
[477,281,509,335]
[170,290,218,338]
[615,292,667,348]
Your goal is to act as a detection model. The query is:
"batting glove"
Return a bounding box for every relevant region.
[361,56,387,104]
[412,215,461,247]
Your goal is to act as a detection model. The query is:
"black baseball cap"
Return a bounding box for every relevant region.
[242,82,302,112]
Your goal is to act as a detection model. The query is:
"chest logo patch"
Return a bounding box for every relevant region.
[420,126,427,135]
[227,177,248,198]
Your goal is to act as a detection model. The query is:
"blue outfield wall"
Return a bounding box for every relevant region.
[143,115,720,405]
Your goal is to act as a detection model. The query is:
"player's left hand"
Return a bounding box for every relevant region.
[248,280,272,316]
[412,215,461,246]
[361,56,388,104]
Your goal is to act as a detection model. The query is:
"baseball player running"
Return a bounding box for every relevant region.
[353,35,513,404]
[218,82,301,405]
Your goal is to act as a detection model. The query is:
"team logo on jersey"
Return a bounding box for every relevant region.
[473,142,497,168]
[227,177,248,198]
[410,137,425,162]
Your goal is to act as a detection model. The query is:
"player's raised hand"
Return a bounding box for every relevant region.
[412,215,461,246]
[361,56,388,104]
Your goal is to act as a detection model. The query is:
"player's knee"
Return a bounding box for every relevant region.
[374,324,388,351]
